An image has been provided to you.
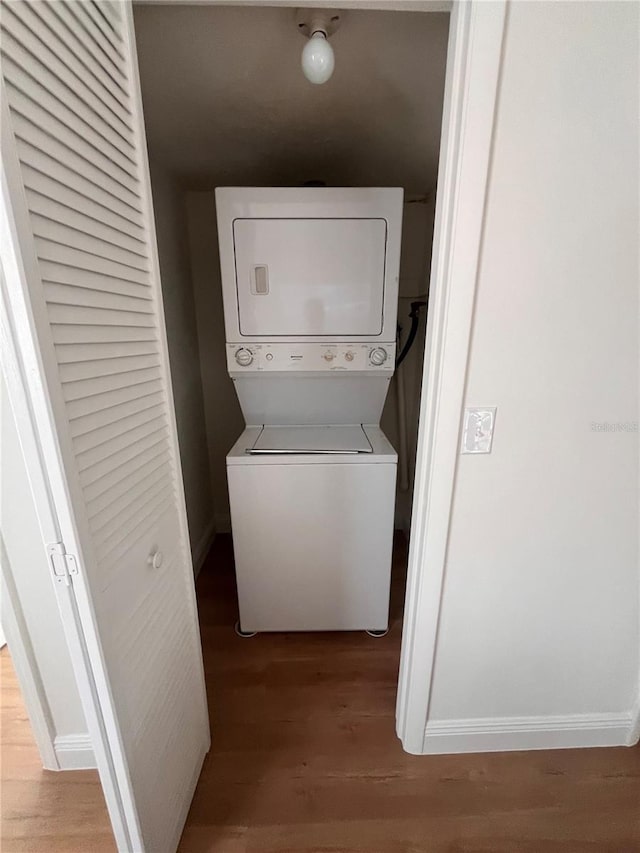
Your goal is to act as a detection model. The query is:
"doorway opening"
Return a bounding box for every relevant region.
[133,0,449,731]
[1,0,510,844]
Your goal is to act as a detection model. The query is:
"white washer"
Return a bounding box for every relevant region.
[227,425,396,633]
[216,187,403,633]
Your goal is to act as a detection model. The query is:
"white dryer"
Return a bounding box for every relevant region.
[216,187,403,633]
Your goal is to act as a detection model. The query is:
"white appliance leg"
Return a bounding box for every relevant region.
[234,621,257,638]
[366,628,389,638]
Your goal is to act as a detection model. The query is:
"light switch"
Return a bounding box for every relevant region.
[461,407,496,454]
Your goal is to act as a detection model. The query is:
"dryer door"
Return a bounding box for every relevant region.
[233,218,386,336]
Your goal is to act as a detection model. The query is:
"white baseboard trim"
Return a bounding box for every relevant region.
[422,712,634,754]
[192,518,216,576]
[627,697,640,746]
[53,734,96,770]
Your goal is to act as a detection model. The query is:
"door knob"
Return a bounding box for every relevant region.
[147,549,163,569]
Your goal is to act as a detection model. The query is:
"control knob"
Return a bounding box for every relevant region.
[369,347,388,366]
[235,347,254,367]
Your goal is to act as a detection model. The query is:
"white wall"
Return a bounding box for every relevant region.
[149,168,215,566]
[1,375,92,767]
[427,1,639,733]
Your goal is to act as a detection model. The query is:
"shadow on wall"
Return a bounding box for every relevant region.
[382,195,435,533]
[150,166,215,559]
[186,193,245,533]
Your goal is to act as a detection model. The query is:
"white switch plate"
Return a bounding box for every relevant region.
[461,407,497,454]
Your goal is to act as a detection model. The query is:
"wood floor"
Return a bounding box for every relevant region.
[2,534,639,852]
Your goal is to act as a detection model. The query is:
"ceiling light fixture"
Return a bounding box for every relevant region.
[296,9,342,85]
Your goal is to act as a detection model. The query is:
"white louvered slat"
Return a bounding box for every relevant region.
[43,283,152,315]
[3,56,136,168]
[11,1,132,134]
[77,420,168,480]
[85,454,167,521]
[51,324,158,345]
[78,427,169,490]
[91,476,173,551]
[48,305,156,328]
[22,171,145,243]
[33,217,149,272]
[58,353,160,384]
[22,167,144,239]
[128,622,195,745]
[18,140,143,225]
[63,3,128,99]
[65,379,164,421]
[84,462,170,525]
[62,366,162,403]
[40,3,129,96]
[81,436,170,507]
[72,401,165,455]
[93,0,122,32]
[56,340,158,365]
[36,241,149,284]
[27,192,146,255]
[41,262,151,302]
[2,2,209,849]
[11,113,142,213]
[122,607,195,741]
[74,0,126,63]
[8,92,138,193]
[69,395,165,447]
[44,276,151,305]
[95,493,174,569]
[68,390,165,436]
[1,11,133,141]
[6,68,136,182]
[27,1,132,116]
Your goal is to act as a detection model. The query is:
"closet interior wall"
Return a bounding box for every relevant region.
[134,4,449,540]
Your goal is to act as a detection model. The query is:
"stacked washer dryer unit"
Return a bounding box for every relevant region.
[216,187,403,635]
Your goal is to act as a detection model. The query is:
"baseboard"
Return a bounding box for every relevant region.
[54,734,96,770]
[422,712,634,754]
[627,696,640,746]
[192,518,216,577]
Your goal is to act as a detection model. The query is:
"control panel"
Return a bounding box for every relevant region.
[227,342,396,373]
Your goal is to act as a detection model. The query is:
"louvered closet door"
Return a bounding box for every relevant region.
[1,2,209,850]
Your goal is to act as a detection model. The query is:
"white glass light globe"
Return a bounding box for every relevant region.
[301,32,335,85]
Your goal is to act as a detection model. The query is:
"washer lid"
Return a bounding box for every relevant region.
[248,424,373,455]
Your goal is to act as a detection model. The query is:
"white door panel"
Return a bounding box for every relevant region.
[1,2,209,850]
[234,217,387,336]
[228,460,396,632]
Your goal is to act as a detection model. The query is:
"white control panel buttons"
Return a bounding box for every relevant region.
[227,343,395,372]
[235,347,254,366]
[369,347,388,366]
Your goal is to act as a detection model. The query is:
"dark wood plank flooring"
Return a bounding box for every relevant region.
[179,534,640,852]
[2,534,639,852]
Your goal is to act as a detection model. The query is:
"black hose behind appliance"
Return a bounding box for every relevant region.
[396,301,427,367]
